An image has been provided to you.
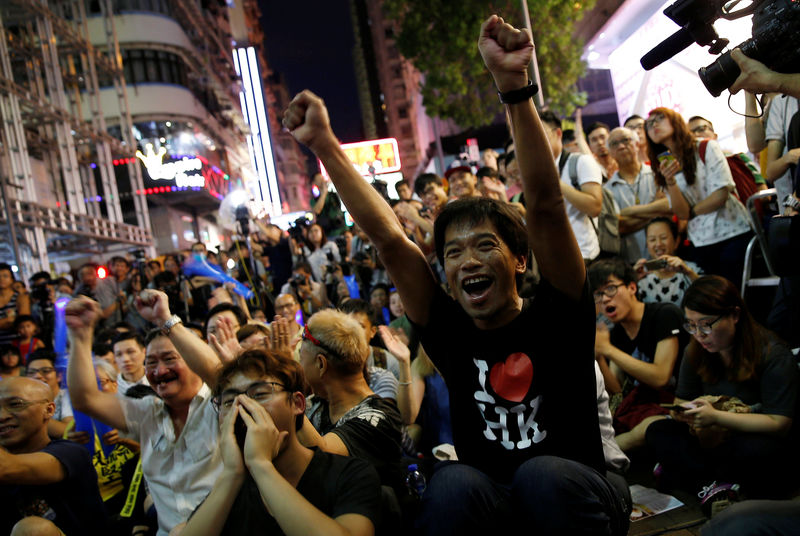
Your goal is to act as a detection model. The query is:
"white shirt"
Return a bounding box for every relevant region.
[765,95,799,201]
[116,372,150,396]
[605,164,659,263]
[595,363,629,472]
[54,389,73,421]
[556,153,603,260]
[121,384,222,535]
[672,140,751,247]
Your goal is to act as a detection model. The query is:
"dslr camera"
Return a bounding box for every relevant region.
[641,0,800,97]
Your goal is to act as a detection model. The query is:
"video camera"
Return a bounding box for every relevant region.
[640,0,800,97]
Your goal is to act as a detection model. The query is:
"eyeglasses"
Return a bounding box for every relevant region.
[593,283,626,303]
[0,398,50,413]
[212,381,285,411]
[645,114,666,129]
[609,137,635,148]
[683,315,723,335]
[626,121,645,130]
[690,125,714,135]
[26,366,55,377]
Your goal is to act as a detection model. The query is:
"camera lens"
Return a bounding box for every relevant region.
[698,51,740,97]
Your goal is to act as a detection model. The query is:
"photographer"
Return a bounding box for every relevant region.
[29,271,56,346]
[280,263,328,315]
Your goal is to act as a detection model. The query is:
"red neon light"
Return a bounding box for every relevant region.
[96,266,107,279]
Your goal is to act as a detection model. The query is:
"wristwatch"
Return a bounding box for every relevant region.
[160,314,182,336]
[497,80,539,105]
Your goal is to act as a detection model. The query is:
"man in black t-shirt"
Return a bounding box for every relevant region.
[283,14,628,535]
[589,258,687,451]
[0,377,107,535]
[178,348,381,536]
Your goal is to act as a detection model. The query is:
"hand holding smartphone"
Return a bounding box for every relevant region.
[643,259,668,271]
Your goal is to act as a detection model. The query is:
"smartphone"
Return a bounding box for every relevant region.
[643,259,668,271]
[657,151,675,165]
[661,402,700,412]
[234,412,247,451]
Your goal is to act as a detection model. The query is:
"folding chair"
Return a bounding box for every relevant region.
[741,188,781,299]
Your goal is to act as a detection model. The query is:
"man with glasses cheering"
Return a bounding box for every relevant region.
[177,348,381,536]
[0,377,107,534]
[604,126,671,263]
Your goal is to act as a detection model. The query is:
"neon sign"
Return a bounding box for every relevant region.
[319,138,401,178]
[136,143,206,187]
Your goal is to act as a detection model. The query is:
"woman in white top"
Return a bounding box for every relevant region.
[645,108,751,288]
[302,223,341,283]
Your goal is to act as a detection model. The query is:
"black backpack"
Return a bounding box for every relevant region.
[558,151,621,256]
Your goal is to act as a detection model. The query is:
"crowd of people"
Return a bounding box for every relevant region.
[1,13,799,536]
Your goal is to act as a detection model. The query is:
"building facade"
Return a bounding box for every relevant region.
[0,0,287,278]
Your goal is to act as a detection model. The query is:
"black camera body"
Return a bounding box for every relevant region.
[642,0,800,97]
[700,0,800,96]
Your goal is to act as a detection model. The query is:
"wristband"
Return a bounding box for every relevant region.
[783,194,799,211]
[497,80,539,105]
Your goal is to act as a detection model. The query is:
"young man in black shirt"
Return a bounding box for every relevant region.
[589,258,686,451]
[178,348,381,536]
[283,14,628,535]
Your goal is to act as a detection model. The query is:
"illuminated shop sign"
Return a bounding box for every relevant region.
[136,143,205,187]
[319,138,401,178]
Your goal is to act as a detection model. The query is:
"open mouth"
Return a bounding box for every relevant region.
[152,374,178,389]
[461,276,493,304]
[604,305,617,318]
[0,424,17,436]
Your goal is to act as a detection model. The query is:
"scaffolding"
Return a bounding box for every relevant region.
[0,0,153,279]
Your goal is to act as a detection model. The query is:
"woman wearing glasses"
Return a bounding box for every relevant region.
[645,276,798,500]
[644,108,751,289]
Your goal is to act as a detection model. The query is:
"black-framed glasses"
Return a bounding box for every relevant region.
[0,398,50,414]
[212,381,285,411]
[683,315,723,335]
[593,283,626,303]
[26,366,56,377]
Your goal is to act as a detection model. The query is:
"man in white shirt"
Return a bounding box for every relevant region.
[604,127,670,263]
[66,294,224,535]
[540,110,604,262]
[111,332,150,394]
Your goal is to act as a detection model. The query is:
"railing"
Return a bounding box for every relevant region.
[0,198,151,246]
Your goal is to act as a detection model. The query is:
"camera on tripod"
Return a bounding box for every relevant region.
[641,0,800,97]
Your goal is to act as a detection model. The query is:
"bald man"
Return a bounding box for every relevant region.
[0,377,107,535]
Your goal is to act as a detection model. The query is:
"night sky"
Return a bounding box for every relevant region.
[257,0,364,143]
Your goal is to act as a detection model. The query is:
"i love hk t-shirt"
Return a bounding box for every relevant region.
[416,279,604,484]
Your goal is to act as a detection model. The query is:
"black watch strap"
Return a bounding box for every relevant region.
[497,80,539,104]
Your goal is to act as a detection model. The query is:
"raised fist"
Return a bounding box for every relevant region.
[283,90,337,154]
[478,15,534,93]
[134,289,172,326]
[64,296,101,337]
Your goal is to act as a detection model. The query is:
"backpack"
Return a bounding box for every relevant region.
[559,152,621,256]
[698,140,762,204]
